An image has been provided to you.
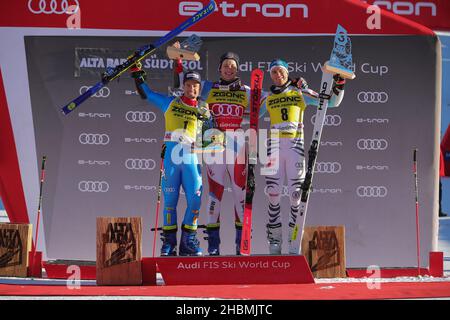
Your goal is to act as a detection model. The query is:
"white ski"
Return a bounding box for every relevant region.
[289,25,356,254]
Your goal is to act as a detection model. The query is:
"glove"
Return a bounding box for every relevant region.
[130,62,147,100]
[130,61,146,83]
[197,103,211,121]
[332,74,346,95]
[291,77,309,90]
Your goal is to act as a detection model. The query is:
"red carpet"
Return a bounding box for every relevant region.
[0,281,449,299]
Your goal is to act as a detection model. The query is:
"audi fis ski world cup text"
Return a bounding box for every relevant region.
[177,259,292,270]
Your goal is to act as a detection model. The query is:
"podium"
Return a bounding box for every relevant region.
[0,223,32,277]
[143,255,315,285]
[96,217,142,285]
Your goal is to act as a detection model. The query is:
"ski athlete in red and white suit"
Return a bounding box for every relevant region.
[259,59,346,255]
[174,52,251,255]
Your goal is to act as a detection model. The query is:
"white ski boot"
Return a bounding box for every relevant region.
[266,223,282,255]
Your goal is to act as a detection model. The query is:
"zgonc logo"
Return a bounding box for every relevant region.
[179,1,309,18]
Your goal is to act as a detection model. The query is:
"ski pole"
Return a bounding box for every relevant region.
[32,156,47,265]
[152,144,166,258]
[413,149,421,276]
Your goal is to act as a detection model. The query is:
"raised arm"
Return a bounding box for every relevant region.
[303,74,346,108]
[131,62,173,113]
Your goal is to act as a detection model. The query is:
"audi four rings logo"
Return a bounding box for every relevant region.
[311,115,342,126]
[79,86,110,98]
[79,133,110,145]
[315,162,342,173]
[126,111,157,123]
[125,159,156,170]
[210,104,244,117]
[357,139,388,150]
[357,92,389,103]
[264,186,291,197]
[78,181,109,193]
[28,0,80,14]
[356,186,388,198]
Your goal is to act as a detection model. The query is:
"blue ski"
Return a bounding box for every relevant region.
[61,0,216,115]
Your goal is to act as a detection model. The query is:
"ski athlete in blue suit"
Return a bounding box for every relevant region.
[131,64,213,256]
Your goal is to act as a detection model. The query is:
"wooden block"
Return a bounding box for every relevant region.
[301,225,346,278]
[0,223,32,277]
[166,46,200,61]
[96,217,142,285]
[323,61,356,79]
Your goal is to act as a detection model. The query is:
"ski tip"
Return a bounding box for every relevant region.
[61,101,78,115]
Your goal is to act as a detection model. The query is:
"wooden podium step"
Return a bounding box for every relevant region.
[143,255,315,286]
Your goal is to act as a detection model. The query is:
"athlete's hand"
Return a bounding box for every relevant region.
[332,74,346,95]
[130,61,147,81]
[130,61,147,99]
[172,41,181,49]
[333,74,346,84]
[291,77,309,90]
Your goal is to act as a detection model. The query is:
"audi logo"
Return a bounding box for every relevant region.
[28,0,80,14]
[79,133,110,145]
[264,185,291,198]
[125,159,156,170]
[315,162,342,173]
[126,111,156,123]
[80,86,110,98]
[357,139,388,151]
[311,114,342,126]
[78,181,109,193]
[357,92,389,104]
[356,186,388,198]
[210,104,243,117]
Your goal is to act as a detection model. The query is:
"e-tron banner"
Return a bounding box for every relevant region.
[362,0,450,31]
[25,35,440,267]
[0,0,435,35]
